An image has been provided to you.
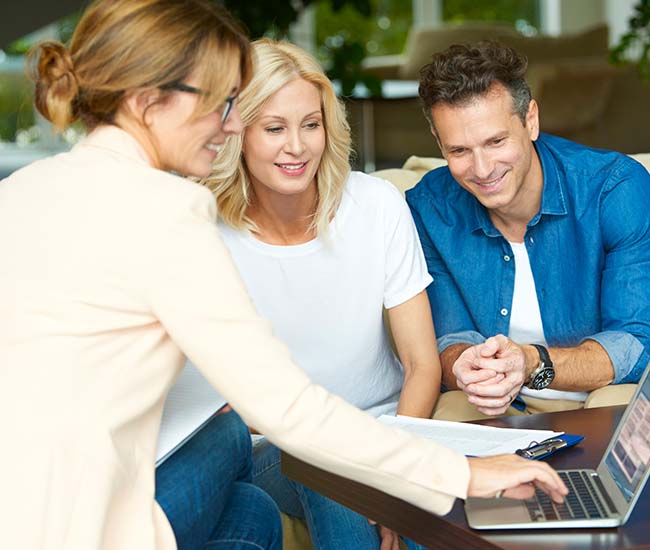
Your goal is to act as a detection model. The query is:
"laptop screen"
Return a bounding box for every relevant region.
[604,371,650,502]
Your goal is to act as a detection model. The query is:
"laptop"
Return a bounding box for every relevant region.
[464,365,650,529]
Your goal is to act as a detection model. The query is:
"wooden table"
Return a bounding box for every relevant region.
[282,406,650,549]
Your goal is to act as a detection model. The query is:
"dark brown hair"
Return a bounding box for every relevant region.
[28,0,251,131]
[419,41,531,132]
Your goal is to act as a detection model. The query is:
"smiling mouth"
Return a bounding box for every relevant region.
[473,172,507,189]
[205,143,222,153]
[276,162,307,172]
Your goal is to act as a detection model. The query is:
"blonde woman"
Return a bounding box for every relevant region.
[1,3,567,549]
[205,37,440,550]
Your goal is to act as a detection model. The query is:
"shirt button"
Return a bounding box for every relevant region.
[500,308,508,316]
[503,255,511,262]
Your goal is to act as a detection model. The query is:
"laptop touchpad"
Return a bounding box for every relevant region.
[465,497,530,527]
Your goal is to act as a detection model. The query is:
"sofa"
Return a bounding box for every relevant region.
[282,149,650,550]
[372,153,650,194]
[362,23,609,81]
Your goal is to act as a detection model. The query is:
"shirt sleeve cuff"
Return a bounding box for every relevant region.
[384,274,433,309]
[438,330,485,354]
[581,331,649,384]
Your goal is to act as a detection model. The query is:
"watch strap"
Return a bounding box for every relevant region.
[531,344,552,368]
[526,344,554,388]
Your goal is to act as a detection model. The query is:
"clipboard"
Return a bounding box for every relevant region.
[515,434,584,460]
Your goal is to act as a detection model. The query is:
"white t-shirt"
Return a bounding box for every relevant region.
[508,241,588,402]
[219,172,432,417]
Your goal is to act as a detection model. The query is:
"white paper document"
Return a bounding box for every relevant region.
[378,415,563,457]
[156,361,227,466]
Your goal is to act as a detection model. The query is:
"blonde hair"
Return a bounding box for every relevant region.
[28,0,250,133]
[204,38,352,237]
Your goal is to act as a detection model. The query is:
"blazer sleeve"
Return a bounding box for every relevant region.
[140,186,470,516]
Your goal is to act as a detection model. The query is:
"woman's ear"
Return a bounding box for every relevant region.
[241,132,249,157]
[122,88,162,125]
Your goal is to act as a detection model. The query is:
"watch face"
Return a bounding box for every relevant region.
[532,367,555,390]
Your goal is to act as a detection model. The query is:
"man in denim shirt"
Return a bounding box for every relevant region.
[406,41,650,421]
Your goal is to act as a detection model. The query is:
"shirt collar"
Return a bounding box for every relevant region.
[534,136,568,218]
[74,125,154,167]
[469,137,568,236]
[469,200,499,236]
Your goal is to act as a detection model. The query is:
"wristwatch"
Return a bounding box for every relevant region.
[525,344,555,390]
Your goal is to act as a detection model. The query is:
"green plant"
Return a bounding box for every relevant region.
[222,0,371,39]
[442,0,538,26]
[321,32,381,97]
[610,0,650,79]
[316,0,411,57]
[0,67,35,141]
[221,0,380,97]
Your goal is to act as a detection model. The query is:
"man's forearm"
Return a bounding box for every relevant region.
[524,339,615,392]
[440,343,472,390]
[444,339,616,394]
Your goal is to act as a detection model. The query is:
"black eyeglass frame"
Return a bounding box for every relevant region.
[160,81,237,122]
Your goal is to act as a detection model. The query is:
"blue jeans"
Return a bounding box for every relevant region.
[156,410,282,550]
[252,439,425,550]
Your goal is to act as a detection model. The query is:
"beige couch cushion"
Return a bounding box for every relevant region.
[373,153,650,194]
[399,22,519,80]
[282,514,409,550]
[282,514,312,550]
[501,24,609,65]
[372,156,446,194]
[363,23,609,82]
[633,153,650,170]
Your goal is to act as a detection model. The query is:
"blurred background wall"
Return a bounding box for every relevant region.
[1,0,648,176]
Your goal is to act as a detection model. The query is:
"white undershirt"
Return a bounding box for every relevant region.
[507,241,588,402]
[218,172,432,417]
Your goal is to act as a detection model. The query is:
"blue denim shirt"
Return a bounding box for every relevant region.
[406,133,650,384]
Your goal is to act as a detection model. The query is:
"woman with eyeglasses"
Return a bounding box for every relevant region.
[0,1,567,549]
[2,2,283,549]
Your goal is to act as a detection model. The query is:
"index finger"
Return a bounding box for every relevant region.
[525,462,568,501]
[457,367,501,385]
[465,377,512,397]
[473,356,522,373]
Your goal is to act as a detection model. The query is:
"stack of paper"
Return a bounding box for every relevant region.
[378,415,563,457]
[156,361,226,466]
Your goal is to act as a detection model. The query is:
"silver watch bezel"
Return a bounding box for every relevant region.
[527,363,555,390]
[526,345,555,390]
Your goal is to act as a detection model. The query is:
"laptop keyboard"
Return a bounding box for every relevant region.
[525,471,612,522]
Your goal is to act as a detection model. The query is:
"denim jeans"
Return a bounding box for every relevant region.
[252,439,425,550]
[156,410,282,550]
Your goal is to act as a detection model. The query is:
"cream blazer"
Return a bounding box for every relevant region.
[0,126,469,550]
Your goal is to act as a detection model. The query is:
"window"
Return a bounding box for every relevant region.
[0,52,34,144]
[0,15,81,177]
[315,0,413,59]
[442,0,540,35]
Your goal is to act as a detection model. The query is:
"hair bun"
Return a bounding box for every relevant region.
[29,41,80,129]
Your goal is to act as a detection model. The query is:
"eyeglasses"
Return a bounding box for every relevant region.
[160,81,237,122]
